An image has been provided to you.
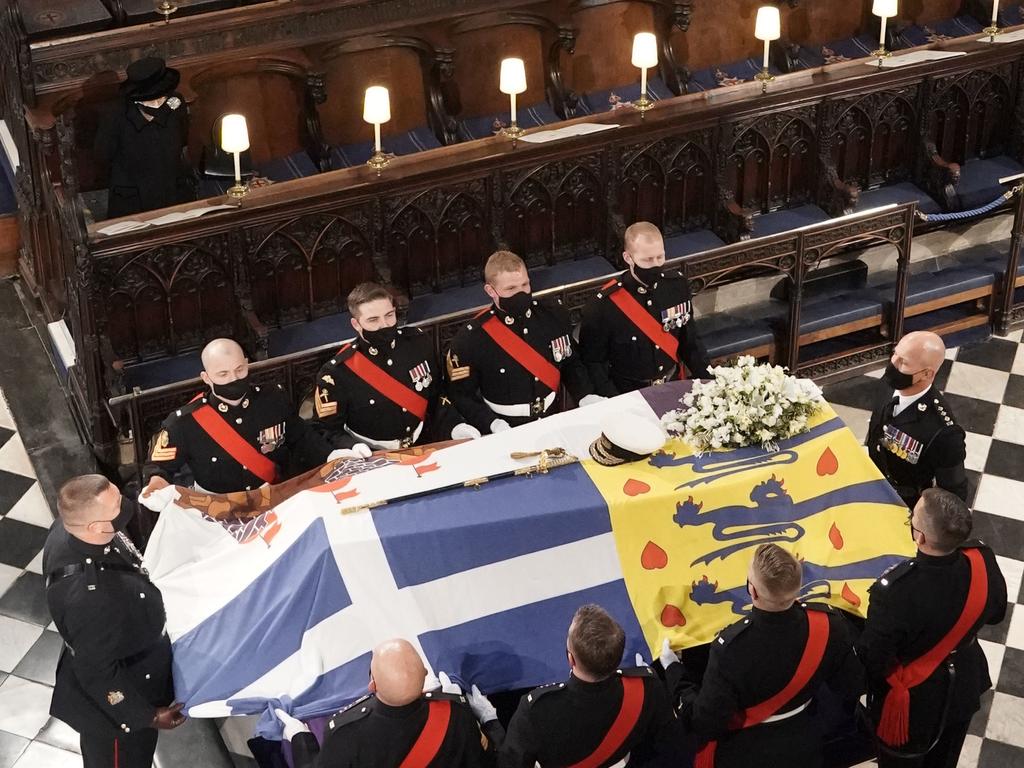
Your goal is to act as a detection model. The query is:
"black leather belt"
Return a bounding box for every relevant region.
[46,561,139,588]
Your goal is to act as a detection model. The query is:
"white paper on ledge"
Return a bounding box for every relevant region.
[96,204,237,236]
[866,50,967,68]
[983,28,1024,43]
[519,122,620,144]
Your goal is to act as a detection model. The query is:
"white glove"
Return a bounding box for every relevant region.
[274,708,310,741]
[467,684,498,724]
[634,652,648,668]
[489,418,511,434]
[659,638,679,669]
[578,394,607,407]
[328,443,372,461]
[137,484,179,514]
[451,423,482,441]
[438,671,463,695]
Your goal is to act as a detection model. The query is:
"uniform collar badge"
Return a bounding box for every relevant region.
[917,402,927,411]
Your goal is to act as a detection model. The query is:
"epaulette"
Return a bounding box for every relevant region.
[660,269,686,280]
[801,601,835,614]
[328,343,356,367]
[929,394,957,428]
[326,694,373,731]
[596,278,621,300]
[618,666,656,678]
[423,690,468,705]
[869,558,915,592]
[960,538,989,551]
[525,680,567,706]
[714,616,752,647]
[170,396,207,420]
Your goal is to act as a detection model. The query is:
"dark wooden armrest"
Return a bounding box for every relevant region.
[240,308,270,361]
[719,198,755,242]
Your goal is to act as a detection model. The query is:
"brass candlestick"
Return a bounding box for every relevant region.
[155,1,177,23]
[754,68,775,94]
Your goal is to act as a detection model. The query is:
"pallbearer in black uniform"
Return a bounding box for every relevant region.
[499,604,683,767]
[856,489,1006,768]
[665,544,862,768]
[45,475,186,768]
[95,57,195,219]
[314,283,479,453]
[142,338,338,496]
[866,331,968,510]
[579,222,711,394]
[275,638,502,768]
[447,250,600,435]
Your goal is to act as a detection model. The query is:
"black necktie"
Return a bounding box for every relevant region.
[883,395,899,422]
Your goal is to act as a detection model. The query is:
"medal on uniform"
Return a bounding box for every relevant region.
[409,362,431,392]
[550,335,571,363]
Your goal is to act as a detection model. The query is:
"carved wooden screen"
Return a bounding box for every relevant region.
[246,210,376,327]
[928,67,1014,164]
[618,132,714,234]
[827,90,919,191]
[98,240,236,363]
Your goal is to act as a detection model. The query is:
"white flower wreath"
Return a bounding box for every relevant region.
[661,356,823,452]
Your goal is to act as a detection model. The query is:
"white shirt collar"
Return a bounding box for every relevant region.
[893,387,929,417]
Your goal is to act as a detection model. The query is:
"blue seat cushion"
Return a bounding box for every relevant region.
[791,35,878,70]
[198,148,321,197]
[752,204,830,237]
[871,266,997,308]
[699,312,775,359]
[897,16,984,48]
[458,102,561,141]
[529,256,617,291]
[687,59,780,93]
[122,352,203,391]
[330,126,443,169]
[797,292,883,334]
[856,181,941,215]
[577,76,675,115]
[267,312,352,358]
[970,248,1024,278]
[664,229,726,258]
[999,4,1024,26]
[957,155,1024,211]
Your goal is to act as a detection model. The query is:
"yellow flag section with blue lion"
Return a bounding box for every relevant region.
[582,403,914,653]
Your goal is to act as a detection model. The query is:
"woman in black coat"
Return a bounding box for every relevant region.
[95,57,195,219]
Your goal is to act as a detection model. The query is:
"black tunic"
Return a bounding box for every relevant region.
[94,95,194,218]
[143,383,332,493]
[865,386,968,509]
[292,691,502,768]
[579,269,711,395]
[446,299,594,433]
[499,667,684,767]
[314,328,458,449]
[855,542,1006,752]
[44,522,173,738]
[668,603,863,768]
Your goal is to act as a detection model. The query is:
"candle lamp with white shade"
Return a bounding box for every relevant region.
[363,86,392,174]
[631,32,658,114]
[753,7,780,93]
[985,0,1001,38]
[499,58,527,140]
[219,113,249,201]
[872,0,898,61]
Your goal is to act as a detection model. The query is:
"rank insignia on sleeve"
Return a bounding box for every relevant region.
[107,691,125,705]
[446,351,470,382]
[150,431,177,462]
[315,388,338,418]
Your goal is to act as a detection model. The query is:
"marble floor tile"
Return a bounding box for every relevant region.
[0,573,49,627]
[32,718,78,755]
[941,393,1002,435]
[0,435,33,481]
[976,736,1024,766]
[995,646,1024,698]
[1004,374,1024,410]
[971,512,1024,561]
[993,404,1024,446]
[995,555,1024,606]
[11,631,61,687]
[984,691,1024,748]
[956,733,982,768]
[10,740,80,768]
[0,395,14,432]
[1013,342,1024,376]
[981,639,1007,688]
[0,730,28,768]
[0,676,52,739]
[973,475,1024,521]
[0,618,42,675]
[955,338,1020,372]
[1007,607,1024,652]
[945,361,1011,403]
[4,485,50,529]
[964,431,993,473]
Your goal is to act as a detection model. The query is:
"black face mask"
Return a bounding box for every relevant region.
[362,324,398,350]
[111,500,135,532]
[137,102,166,118]
[881,362,919,390]
[501,291,533,317]
[211,377,249,402]
[632,264,662,285]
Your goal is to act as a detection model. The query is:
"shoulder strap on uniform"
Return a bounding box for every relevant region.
[566,676,645,768]
[398,699,451,768]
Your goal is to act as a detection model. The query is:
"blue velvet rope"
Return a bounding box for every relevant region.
[917,189,1014,222]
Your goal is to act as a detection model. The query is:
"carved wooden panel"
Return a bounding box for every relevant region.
[618,130,714,234]
[246,209,376,327]
[385,177,492,296]
[928,65,1014,163]
[501,153,607,266]
[96,237,235,362]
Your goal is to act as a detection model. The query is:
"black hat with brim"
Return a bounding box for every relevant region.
[121,57,180,101]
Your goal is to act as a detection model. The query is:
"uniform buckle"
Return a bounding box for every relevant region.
[399,437,413,449]
[530,398,544,416]
[652,376,667,386]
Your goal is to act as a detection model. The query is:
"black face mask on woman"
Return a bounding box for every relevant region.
[362,324,399,350]
[881,362,920,391]
[211,377,249,401]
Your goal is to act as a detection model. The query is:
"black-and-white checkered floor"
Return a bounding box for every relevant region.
[0,334,1021,768]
